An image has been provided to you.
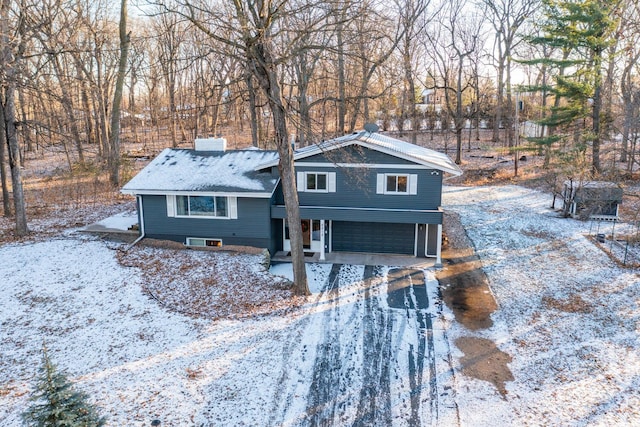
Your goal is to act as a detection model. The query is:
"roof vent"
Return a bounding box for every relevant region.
[195,137,227,152]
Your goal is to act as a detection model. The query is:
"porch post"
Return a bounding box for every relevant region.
[319,219,326,261]
[435,223,443,267]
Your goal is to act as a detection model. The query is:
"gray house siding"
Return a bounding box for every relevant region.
[270,145,445,256]
[295,166,443,211]
[273,169,444,214]
[140,194,274,251]
[294,147,442,211]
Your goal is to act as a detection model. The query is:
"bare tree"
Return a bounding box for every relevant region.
[618,0,640,165]
[1,0,27,235]
[0,93,10,216]
[395,0,430,143]
[346,2,402,133]
[153,0,322,295]
[152,12,187,148]
[427,0,481,164]
[108,0,130,186]
[27,1,88,165]
[481,0,536,146]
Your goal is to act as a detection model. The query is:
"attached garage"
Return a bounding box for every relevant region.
[331,221,415,255]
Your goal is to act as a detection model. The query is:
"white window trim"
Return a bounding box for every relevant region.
[185,237,223,247]
[376,173,418,195]
[297,171,336,193]
[167,195,237,219]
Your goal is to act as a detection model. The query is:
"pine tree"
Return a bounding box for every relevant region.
[22,343,106,427]
[519,0,618,174]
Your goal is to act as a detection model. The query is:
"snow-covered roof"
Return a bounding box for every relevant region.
[257,131,463,176]
[122,148,280,196]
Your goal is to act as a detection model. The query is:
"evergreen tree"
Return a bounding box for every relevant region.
[519,0,618,174]
[22,343,106,427]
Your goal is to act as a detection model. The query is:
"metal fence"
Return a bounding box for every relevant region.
[589,218,640,267]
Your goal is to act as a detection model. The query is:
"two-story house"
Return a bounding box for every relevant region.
[121,130,462,265]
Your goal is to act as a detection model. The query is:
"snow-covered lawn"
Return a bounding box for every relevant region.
[444,185,640,426]
[1,184,638,426]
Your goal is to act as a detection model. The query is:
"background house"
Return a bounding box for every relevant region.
[122,131,462,265]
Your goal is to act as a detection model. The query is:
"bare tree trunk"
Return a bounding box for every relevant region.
[591,46,604,174]
[1,91,27,234]
[251,44,309,295]
[94,53,110,161]
[336,17,346,135]
[247,39,308,294]
[474,59,480,142]
[246,72,259,147]
[109,0,130,186]
[1,0,27,235]
[50,55,85,165]
[592,76,602,173]
[129,62,138,142]
[505,54,514,147]
[80,80,95,146]
[403,45,417,144]
[17,86,32,153]
[181,0,312,295]
[0,109,10,216]
[169,87,178,147]
[455,60,464,164]
[493,50,504,143]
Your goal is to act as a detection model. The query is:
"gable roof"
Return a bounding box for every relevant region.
[122,148,280,196]
[257,131,463,176]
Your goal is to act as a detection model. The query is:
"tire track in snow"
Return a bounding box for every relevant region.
[352,265,393,427]
[266,299,321,426]
[305,264,364,426]
[274,265,443,426]
[387,268,439,426]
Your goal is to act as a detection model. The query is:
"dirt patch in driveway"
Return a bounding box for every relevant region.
[455,336,514,397]
[437,211,514,397]
[436,211,498,330]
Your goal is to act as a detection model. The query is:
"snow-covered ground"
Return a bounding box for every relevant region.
[1,184,638,426]
[444,185,640,426]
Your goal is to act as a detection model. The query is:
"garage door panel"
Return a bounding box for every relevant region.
[332,221,414,255]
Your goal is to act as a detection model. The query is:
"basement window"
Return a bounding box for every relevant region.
[186,237,223,248]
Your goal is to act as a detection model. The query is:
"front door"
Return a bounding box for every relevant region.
[283,219,323,253]
[301,219,311,248]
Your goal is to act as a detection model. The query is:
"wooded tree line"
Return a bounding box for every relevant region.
[1,0,639,289]
[2,0,639,176]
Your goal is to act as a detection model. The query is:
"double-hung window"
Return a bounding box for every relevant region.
[297,171,336,192]
[306,173,327,192]
[386,174,408,194]
[376,173,418,195]
[176,195,228,218]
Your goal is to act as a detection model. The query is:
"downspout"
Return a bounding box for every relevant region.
[126,195,145,251]
[435,223,443,268]
[319,219,326,261]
